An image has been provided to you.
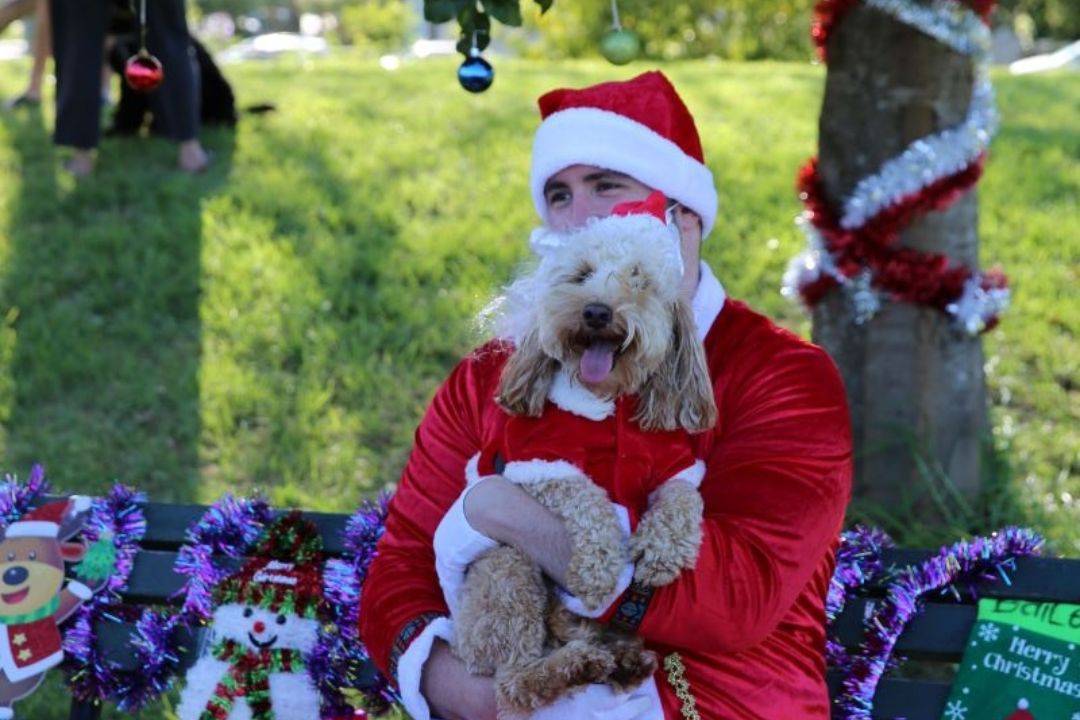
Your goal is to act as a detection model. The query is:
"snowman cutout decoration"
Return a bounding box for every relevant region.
[177,513,326,720]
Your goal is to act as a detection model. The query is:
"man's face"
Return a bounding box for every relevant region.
[543,165,653,231]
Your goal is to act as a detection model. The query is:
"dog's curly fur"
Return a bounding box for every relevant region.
[452,214,717,714]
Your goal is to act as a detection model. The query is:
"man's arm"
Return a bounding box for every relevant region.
[359,345,507,706]
[463,475,574,588]
[625,342,853,651]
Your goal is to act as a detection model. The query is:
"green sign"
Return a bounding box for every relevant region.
[940,598,1080,719]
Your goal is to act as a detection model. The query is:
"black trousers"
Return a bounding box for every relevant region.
[51,0,199,148]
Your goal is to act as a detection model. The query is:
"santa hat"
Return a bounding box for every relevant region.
[213,512,324,619]
[530,71,719,238]
[1006,698,1034,720]
[4,497,91,539]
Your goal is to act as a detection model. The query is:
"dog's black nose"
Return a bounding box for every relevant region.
[3,566,27,586]
[583,303,612,330]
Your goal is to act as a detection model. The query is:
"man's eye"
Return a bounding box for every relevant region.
[546,191,570,206]
[596,181,623,193]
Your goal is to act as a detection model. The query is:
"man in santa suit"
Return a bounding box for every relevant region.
[359,70,853,719]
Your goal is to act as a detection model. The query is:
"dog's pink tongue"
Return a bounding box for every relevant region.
[580,343,615,384]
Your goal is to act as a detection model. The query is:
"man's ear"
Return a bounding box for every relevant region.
[674,205,703,235]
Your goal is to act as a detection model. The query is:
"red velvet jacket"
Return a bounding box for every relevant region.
[360,299,852,719]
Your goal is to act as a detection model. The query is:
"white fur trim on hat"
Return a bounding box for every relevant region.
[531,107,719,237]
[4,521,59,539]
[69,496,92,514]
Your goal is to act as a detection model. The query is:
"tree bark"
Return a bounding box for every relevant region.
[813,5,988,510]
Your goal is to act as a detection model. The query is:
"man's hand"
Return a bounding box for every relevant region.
[421,641,499,720]
[435,475,574,590]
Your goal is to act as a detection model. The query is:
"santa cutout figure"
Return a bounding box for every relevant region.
[1005,698,1035,720]
[176,513,326,720]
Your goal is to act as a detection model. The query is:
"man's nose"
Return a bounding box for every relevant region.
[569,195,606,228]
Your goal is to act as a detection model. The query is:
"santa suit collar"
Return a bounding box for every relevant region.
[548,371,614,420]
[692,261,726,342]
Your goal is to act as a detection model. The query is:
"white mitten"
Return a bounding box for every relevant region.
[528,677,663,720]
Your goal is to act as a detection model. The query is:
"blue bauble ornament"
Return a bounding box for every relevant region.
[458,54,494,93]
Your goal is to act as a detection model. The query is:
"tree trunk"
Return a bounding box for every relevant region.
[813,5,988,511]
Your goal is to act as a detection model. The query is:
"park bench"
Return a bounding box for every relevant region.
[826,548,1080,719]
[64,499,372,720]
[59,499,1079,720]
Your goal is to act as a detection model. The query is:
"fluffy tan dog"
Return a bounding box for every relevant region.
[452,196,718,715]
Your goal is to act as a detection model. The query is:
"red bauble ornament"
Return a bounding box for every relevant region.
[124,52,164,92]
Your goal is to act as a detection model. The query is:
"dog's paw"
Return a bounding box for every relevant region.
[565,539,628,610]
[629,489,703,586]
[496,641,616,713]
[608,646,658,692]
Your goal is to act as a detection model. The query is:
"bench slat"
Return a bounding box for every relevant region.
[93,620,382,688]
[139,502,352,555]
[832,599,976,660]
[828,673,951,719]
[877,552,1080,602]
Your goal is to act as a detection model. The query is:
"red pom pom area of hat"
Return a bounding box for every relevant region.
[124,53,164,92]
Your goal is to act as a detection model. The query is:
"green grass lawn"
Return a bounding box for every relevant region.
[0,54,1076,717]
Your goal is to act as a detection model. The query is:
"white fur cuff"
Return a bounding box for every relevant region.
[558,558,635,619]
[434,487,498,618]
[502,459,585,484]
[667,460,706,489]
[398,617,455,720]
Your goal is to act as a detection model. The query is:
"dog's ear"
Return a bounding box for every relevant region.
[636,299,717,433]
[496,328,557,417]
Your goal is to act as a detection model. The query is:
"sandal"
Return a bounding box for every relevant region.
[3,94,41,111]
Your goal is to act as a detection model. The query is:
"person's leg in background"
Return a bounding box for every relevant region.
[145,0,208,173]
[51,0,109,175]
[3,0,49,109]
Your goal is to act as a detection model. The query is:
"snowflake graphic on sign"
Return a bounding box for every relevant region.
[976,622,1000,643]
[943,699,967,720]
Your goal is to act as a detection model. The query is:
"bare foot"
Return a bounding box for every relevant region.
[64,150,95,178]
[177,140,211,174]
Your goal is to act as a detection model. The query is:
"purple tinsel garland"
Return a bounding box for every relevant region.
[174,494,273,622]
[825,525,895,667]
[314,492,399,717]
[0,463,49,523]
[835,526,1045,720]
[64,494,273,710]
[62,484,151,707]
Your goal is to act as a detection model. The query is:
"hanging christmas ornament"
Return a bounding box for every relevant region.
[458,33,494,94]
[123,0,164,92]
[600,0,641,65]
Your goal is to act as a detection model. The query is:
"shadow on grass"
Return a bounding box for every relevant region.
[0,109,235,717]
[0,109,236,502]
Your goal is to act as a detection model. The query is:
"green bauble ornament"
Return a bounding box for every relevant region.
[600,29,641,65]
